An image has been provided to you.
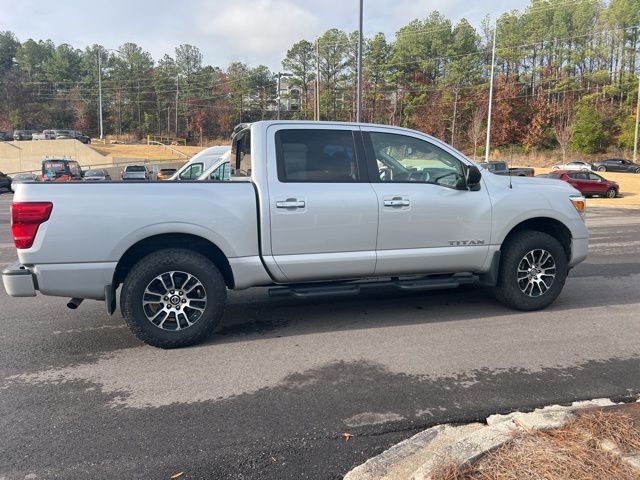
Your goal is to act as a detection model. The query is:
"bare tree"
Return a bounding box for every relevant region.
[553,103,576,165]
[467,106,484,160]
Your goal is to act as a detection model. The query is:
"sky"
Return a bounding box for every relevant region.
[2,0,530,69]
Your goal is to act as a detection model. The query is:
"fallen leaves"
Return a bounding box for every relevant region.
[342,432,352,441]
[170,472,184,479]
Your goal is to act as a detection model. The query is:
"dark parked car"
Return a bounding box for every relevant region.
[83,169,112,181]
[591,158,640,173]
[479,160,535,177]
[0,130,13,141]
[13,130,34,141]
[547,170,619,198]
[53,130,91,144]
[0,171,12,192]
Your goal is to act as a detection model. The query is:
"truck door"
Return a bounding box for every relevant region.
[264,125,378,283]
[361,128,492,275]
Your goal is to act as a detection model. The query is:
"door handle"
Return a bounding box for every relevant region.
[384,198,410,207]
[276,199,306,209]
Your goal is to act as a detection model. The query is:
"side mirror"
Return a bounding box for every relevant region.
[465,165,482,191]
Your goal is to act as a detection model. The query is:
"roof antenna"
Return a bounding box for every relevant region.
[508,165,513,189]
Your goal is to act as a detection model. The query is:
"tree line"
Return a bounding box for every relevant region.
[0,0,638,156]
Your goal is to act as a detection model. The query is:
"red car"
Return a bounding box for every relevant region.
[545,170,619,198]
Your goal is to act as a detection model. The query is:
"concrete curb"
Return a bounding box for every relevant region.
[344,398,634,480]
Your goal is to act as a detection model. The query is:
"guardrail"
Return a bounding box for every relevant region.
[147,135,187,146]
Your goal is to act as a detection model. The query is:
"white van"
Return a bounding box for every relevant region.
[170,146,231,180]
[196,157,231,181]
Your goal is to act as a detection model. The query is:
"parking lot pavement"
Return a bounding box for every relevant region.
[1,192,640,479]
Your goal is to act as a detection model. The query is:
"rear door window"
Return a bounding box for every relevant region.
[275,129,359,182]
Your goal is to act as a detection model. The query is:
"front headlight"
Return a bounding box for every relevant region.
[570,195,586,218]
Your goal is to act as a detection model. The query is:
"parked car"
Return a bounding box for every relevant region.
[121,164,149,181]
[0,171,12,192]
[197,159,231,181]
[157,168,177,180]
[170,145,231,180]
[0,131,13,141]
[13,130,34,141]
[83,169,111,181]
[591,158,640,173]
[551,161,592,171]
[53,130,91,144]
[479,161,535,177]
[41,158,84,182]
[10,173,42,190]
[32,130,56,141]
[1,121,589,349]
[547,170,619,198]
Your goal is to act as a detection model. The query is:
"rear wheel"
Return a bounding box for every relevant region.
[635,167,640,174]
[597,166,607,172]
[120,249,226,348]
[493,231,568,311]
[605,188,617,198]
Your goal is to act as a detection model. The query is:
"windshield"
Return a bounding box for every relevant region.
[85,170,104,176]
[126,166,146,172]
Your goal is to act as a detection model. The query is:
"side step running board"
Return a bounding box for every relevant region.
[268,274,476,299]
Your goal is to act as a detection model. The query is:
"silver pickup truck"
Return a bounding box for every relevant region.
[3,121,588,348]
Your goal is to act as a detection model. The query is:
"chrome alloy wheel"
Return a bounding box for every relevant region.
[516,249,556,297]
[142,271,207,331]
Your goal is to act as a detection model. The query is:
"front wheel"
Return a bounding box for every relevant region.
[493,231,568,311]
[605,188,617,198]
[120,249,227,348]
[597,166,606,172]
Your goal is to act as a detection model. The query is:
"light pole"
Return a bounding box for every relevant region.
[485,24,497,162]
[356,0,363,123]
[276,72,293,120]
[634,74,640,162]
[97,47,121,140]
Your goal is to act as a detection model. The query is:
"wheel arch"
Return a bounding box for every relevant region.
[112,233,235,291]
[501,217,572,260]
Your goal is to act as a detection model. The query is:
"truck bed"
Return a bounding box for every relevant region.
[12,181,262,299]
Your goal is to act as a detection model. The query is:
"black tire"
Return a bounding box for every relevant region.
[492,231,568,311]
[120,248,227,348]
[635,168,640,174]
[597,166,606,172]
[605,188,616,198]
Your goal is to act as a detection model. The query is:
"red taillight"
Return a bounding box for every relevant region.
[11,202,53,249]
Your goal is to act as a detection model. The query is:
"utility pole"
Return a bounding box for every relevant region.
[277,74,282,120]
[634,74,640,162]
[175,75,179,138]
[315,39,320,121]
[485,25,498,162]
[356,0,363,123]
[98,52,103,140]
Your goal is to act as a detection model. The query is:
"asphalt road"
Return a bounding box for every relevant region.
[1,191,639,480]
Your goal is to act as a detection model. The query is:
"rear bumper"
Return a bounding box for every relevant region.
[570,237,588,267]
[2,263,37,297]
[2,262,116,300]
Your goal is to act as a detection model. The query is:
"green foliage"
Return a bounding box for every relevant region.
[0,0,638,146]
[571,102,608,153]
[617,114,637,149]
